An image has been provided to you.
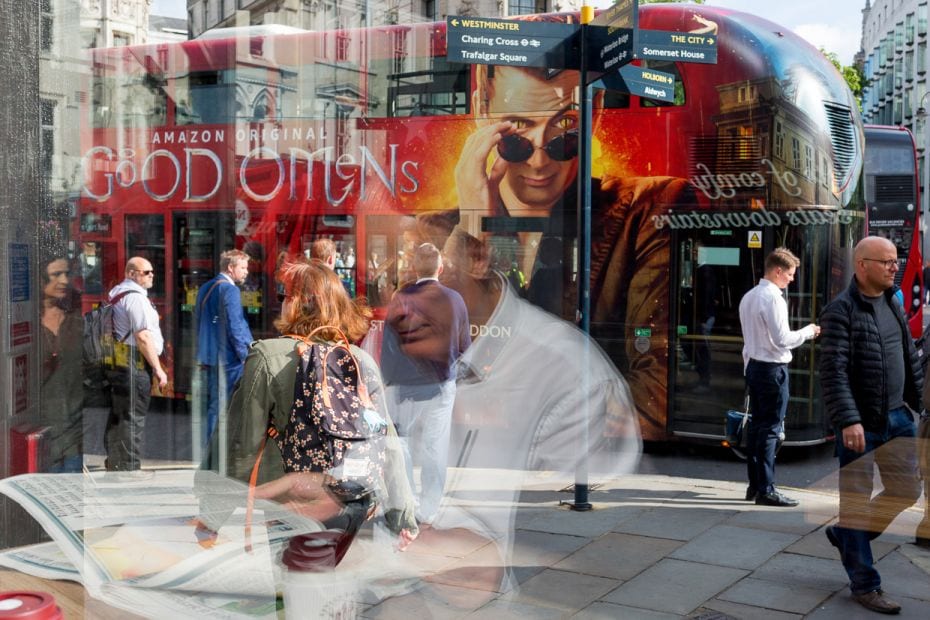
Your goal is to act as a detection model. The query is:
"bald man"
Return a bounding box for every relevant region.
[820,236,923,615]
[105,256,167,471]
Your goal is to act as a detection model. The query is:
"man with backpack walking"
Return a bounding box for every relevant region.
[195,249,253,446]
[105,257,167,471]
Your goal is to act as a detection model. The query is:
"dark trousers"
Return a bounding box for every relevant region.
[105,365,151,471]
[203,361,244,443]
[745,360,788,495]
[833,407,920,594]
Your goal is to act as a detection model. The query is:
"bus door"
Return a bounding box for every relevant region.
[668,227,766,442]
[173,211,238,396]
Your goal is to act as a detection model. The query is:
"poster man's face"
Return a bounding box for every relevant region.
[487,67,579,213]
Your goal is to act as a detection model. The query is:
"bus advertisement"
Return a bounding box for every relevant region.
[77,5,864,445]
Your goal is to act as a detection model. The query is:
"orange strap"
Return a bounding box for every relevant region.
[245,424,278,552]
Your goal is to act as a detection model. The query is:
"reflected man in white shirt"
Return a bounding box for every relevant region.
[738,247,820,507]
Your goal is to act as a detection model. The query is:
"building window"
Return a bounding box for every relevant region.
[791,136,801,171]
[40,99,56,177]
[908,13,916,45]
[920,4,928,36]
[774,120,784,161]
[392,29,408,76]
[113,32,131,47]
[336,29,350,62]
[509,0,545,16]
[40,0,53,52]
[804,144,813,179]
[920,42,928,72]
[897,22,904,52]
[424,0,436,20]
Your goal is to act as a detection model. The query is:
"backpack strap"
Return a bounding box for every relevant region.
[286,328,374,410]
[195,278,231,324]
[108,290,139,343]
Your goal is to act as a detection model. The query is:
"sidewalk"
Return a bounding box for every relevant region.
[358,474,930,619]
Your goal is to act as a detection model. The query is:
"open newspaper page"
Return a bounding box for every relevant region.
[0,470,323,618]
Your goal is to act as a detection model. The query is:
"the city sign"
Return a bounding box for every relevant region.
[446,16,579,69]
[637,29,718,64]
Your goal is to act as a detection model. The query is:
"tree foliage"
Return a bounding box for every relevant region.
[821,49,864,99]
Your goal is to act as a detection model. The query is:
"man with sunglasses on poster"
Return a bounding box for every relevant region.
[447,63,697,438]
[105,257,168,472]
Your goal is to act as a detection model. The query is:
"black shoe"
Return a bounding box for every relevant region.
[755,490,799,507]
[852,590,901,614]
[745,487,757,502]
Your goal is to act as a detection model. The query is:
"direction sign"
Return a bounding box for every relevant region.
[446,16,579,69]
[637,29,718,64]
[590,0,638,30]
[587,26,634,73]
[601,64,676,103]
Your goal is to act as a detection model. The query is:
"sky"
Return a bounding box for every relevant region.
[151,0,865,65]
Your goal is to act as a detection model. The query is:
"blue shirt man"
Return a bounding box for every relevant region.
[195,249,253,442]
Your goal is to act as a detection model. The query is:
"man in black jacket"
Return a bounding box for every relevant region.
[820,236,923,615]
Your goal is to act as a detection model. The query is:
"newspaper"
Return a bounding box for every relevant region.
[0,470,324,619]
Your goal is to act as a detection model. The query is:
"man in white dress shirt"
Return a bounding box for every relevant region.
[738,247,820,506]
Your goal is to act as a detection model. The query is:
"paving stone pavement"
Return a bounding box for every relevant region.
[354,473,930,619]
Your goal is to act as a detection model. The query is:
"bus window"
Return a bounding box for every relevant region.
[125,214,166,298]
[175,71,236,125]
[92,71,168,128]
[371,57,470,118]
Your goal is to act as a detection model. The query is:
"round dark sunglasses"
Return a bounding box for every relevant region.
[496,130,579,163]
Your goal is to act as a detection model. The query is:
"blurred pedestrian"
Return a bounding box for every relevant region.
[820,236,923,615]
[39,253,84,472]
[381,242,471,525]
[738,247,819,506]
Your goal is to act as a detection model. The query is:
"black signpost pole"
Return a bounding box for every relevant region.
[571,4,595,513]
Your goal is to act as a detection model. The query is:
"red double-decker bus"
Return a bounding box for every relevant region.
[78,5,864,445]
[863,124,923,336]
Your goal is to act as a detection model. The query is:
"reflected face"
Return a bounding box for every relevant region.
[44,259,70,301]
[228,258,249,285]
[387,285,456,364]
[487,67,579,213]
